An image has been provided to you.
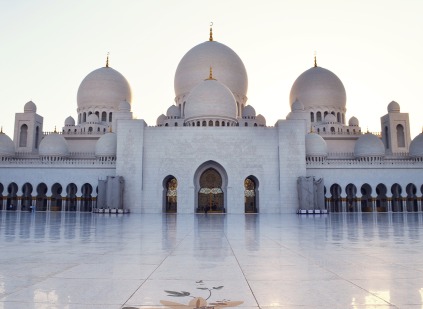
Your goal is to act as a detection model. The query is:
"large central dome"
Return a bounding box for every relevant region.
[289,66,346,111]
[174,39,248,104]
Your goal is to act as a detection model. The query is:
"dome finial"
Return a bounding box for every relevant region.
[106,52,110,68]
[206,66,216,80]
[54,126,57,133]
[0,126,3,134]
[209,22,213,41]
[314,51,317,67]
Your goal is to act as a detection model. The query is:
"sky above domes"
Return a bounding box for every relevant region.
[0,0,422,138]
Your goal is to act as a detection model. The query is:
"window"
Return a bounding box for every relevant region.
[19,124,28,147]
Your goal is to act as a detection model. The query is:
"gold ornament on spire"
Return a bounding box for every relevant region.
[209,22,213,41]
[0,126,3,134]
[206,66,216,80]
[106,52,110,68]
[314,51,317,67]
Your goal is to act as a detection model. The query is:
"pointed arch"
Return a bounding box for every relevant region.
[19,124,28,147]
[163,175,177,213]
[245,175,259,213]
[194,161,228,213]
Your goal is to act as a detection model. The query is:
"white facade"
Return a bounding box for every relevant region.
[1,29,423,214]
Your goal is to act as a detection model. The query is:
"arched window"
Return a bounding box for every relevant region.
[316,111,322,122]
[209,120,213,126]
[19,124,28,147]
[35,126,39,149]
[396,124,405,147]
[310,112,314,122]
[83,112,87,122]
[202,121,206,126]
[197,121,200,127]
[222,122,225,127]
[215,121,220,126]
[245,122,248,127]
[95,111,99,118]
[109,112,112,122]
[101,112,107,122]
[385,126,390,149]
[337,112,341,122]
[78,113,81,124]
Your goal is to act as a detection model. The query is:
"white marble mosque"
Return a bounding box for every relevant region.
[1,27,423,214]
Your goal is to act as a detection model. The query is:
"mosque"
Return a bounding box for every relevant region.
[1,28,423,214]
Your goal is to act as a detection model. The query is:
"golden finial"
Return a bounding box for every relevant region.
[54,126,57,133]
[314,51,317,67]
[0,126,3,134]
[109,126,112,133]
[206,66,216,80]
[106,52,109,68]
[209,22,213,41]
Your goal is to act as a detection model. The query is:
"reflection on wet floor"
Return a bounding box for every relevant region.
[0,212,422,308]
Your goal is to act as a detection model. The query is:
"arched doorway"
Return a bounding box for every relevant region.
[329,184,342,212]
[244,176,258,213]
[391,183,403,212]
[198,168,224,213]
[51,183,63,211]
[36,183,48,211]
[406,183,418,212]
[360,183,373,212]
[65,183,78,211]
[376,184,388,212]
[7,183,18,210]
[163,176,177,213]
[81,183,93,212]
[21,183,33,211]
[345,183,358,212]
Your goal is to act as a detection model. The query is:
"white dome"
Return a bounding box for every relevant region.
[95,132,117,157]
[0,132,15,157]
[175,40,248,103]
[242,105,256,118]
[166,105,180,118]
[387,101,400,113]
[86,114,99,124]
[24,101,37,113]
[348,116,359,126]
[290,66,346,111]
[354,133,385,158]
[119,100,131,112]
[64,116,75,126]
[184,78,237,121]
[409,133,423,158]
[39,133,69,157]
[291,99,304,111]
[256,114,266,126]
[77,67,132,110]
[156,114,166,126]
[306,132,327,157]
[324,114,337,123]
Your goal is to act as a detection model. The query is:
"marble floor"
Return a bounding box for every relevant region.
[0,212,422,308]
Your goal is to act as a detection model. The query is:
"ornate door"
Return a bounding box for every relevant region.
[198,168,224,213]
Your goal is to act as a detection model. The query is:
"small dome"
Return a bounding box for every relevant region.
[306,132,327,157]
[354,133,385,158]
[348,116,359,126]
[324,114,337,123]
[256,114,266,126]
[409,133,423,158]
[0,132,15,157]
[175,40,248,103]
[86,114,99,124]
[184,78,237,121]
[242,105,256,118]
[95,132,117,157]
[77,67,132,111]
[24,101,37,113]
[39,133,69,157]
[119,100,131,112]
[156,114,166,126]
[291,99,304,111]
[166,105,180,118]
[64,116,75,126]
[290,66,346,111]
[387,101,400,113]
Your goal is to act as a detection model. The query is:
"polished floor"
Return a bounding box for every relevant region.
[0,212,422,308]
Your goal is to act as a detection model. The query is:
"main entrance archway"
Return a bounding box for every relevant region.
[194,161,228,213]
[198,168,224,213]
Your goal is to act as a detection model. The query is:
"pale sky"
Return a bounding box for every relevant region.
[0,0,422,138]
